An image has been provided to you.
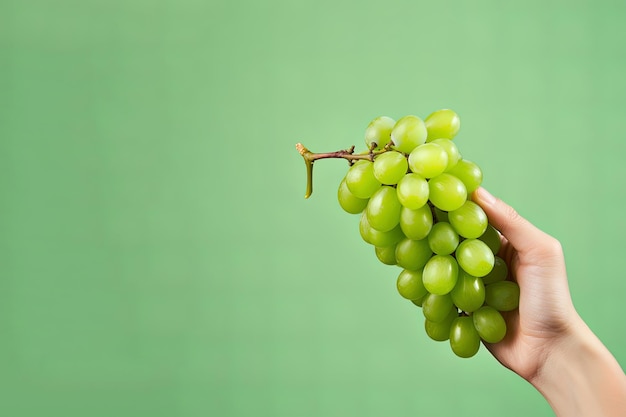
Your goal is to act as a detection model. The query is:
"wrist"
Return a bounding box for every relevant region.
[529,317,626,417]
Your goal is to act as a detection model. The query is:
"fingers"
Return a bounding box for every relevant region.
[473,187,556,255]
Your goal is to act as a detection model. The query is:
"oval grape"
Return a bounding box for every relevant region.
[423,293,454,323]
[391,115,427,154]
[428,173,467,212]
[422,255,459,295]
[365,116,395,150]
[456,239,495,277]
[395,238,432,271]
[366,186,402,232]
[424,109,461,140]
[449,316,480,358]
[397,269,428,300]
[373,151,408,185]
[396,173,429,209]
[485,281,520,311]
[473,306,507,343]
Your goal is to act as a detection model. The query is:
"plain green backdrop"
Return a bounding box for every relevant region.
[1,0,625,416]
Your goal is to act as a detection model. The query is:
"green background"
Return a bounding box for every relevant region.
[1,0,625,416]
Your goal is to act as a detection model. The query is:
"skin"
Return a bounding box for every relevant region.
[473,187,626,417]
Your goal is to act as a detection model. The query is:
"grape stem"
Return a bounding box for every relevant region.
[295,143,391,198]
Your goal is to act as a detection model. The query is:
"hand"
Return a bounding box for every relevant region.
[473,187,626,417]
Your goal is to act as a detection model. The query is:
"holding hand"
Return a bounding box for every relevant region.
[473,188,626,417]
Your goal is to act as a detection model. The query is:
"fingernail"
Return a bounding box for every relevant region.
[476,187,496,205]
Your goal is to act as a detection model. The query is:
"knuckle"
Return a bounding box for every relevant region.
[544,236,563,254]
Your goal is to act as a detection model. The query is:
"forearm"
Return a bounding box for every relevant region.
[530,319,626,417]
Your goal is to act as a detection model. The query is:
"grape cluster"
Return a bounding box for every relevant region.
[337,110,520,358]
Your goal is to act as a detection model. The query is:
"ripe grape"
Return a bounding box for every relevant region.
[399,205,433,240]
[431,138,460,171]
[359,213,404,247]
[391,115,427,154]
[425,307,458,341]
[424,109,461,140]
[485,281,520,311]
[427,222,459,255]
[428,173,467,212]
[397,269,428,300]
[411,296,426,307]
[472,306,506,343]
[373,151,408,185]
[346,160,381,199]
[482,256,508,284]
[448,159,482,193]
[478,224,502,254]
[448,200,488,239]
[433,207,449,223]
[423,293,454,322]
[375,246,397,265]
[408,143,448,178]
[450,270,485,313]
[368,224,405,248]
[365,116,395,150]
[338,178,369,214]
[395,237,432,271]
[449,316,480,358]
[422,255,459,295]
[456,239,495,277]
[366,186,402,232]
[396,173,429,209]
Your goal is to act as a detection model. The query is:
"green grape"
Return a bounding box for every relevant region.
[479,224,502,255]
[472,306,507,343]
[428,173,467,212]
[365,116,395,150]
[425,306,458,341]
[428,222,459,255]
[448,159,483,193]
[411,296,426,307]
[485,281,520,311]
[482,256,508,285]
[368,226,405,247]
[359,212,372,244]
[424,109,461,140]
[373,151,408,185]
[338,178,369,214]
[449,316,481,358]
[431,138,460,171]
[456,239,495,277]
[422,255,458,295]
[450,270,485,312]
[433,207,449,222]
[397,269,428,300]
[448,200,488,239]
[408,143,449,179]
[359,213,404,247]
[391,115,427,154]
[395,238,432,271]
[400,205,433,240]
[366,186,402,232]
[396,173,429,209]
[345,160,381,199]
[422,293,454,322]
[375,245,397,265]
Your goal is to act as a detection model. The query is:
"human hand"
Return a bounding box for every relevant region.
[473,187,626,417]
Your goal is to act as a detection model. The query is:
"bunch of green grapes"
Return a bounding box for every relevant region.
[336,109,520,358]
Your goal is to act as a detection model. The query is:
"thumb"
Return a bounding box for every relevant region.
[472,187,550,254]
